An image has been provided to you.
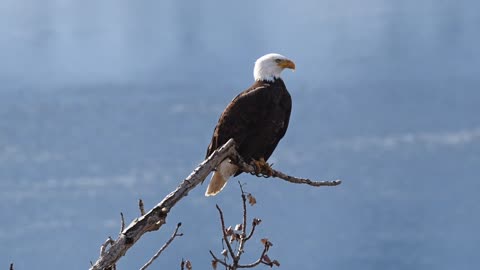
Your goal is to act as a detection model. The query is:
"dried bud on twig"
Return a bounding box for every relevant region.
[253,218,262,226]
[185,260,192,270]
[261,238,273,251]
[230,233,242,243]
[225,226,234,236]
[261,254,281,267]
[211,260,217,270]
[221,249,229,257]
[235,223,243,231]
[263,254,272,265]
[247,193,257,206]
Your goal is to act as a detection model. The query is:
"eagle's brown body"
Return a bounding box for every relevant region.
[206,78,292,176]
[204,53,295,196]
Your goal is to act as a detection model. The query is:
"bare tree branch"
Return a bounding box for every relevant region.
[119,213,125,235]
[233,156,342,187]
[236,244,268,269]
[138,199,145,216]
[90,139,341,269]
[237,182,248,256]
[139,223,183,270]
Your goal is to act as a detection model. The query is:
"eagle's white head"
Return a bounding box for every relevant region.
[253,53,296,82]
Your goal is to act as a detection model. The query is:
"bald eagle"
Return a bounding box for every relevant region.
[205,53,295,196]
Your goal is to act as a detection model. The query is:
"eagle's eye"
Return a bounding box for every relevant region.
[275,59,282,63]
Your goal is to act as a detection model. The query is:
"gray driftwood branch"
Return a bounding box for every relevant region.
[89,139,341,270]
[233,156,342,187]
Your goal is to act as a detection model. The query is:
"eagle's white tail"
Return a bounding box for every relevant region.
[205,159,238,196]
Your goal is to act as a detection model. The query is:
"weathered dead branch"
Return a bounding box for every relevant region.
[90,139,341,270]
[233,156,342,187]
[138,199,145,216]
[90,139,237,269]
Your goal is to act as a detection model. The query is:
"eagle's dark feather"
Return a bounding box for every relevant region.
[206,78,292,176]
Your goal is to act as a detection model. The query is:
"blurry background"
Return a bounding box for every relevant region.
[1,0,479,269]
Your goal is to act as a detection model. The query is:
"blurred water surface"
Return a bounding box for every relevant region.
[1,1,479,269]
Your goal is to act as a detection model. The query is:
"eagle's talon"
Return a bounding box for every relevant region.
[250,159,262,175]
[250,158,273,177]
[263,164,274,177]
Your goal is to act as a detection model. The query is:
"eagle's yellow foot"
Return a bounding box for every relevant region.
[251,158,274,177]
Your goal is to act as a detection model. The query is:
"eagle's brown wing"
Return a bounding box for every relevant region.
[206,79,291,167]
[206,82,271,159]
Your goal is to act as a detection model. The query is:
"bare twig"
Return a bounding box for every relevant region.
[270,169,341,186]
[237,182,248,256]
[10,263,14,270]
[100,237,115,256]
[139,199,145,216]
[246,219,260,242]
[140,223,183,270]
[237,244,268,269]
[216,205,236,259]
[119,213,125,234]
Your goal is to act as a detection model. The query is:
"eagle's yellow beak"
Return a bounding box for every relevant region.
[278,59,296,71]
